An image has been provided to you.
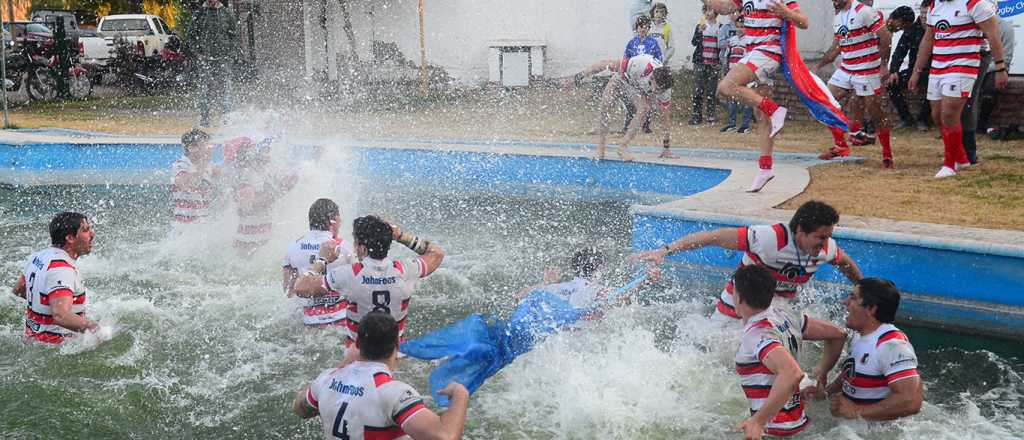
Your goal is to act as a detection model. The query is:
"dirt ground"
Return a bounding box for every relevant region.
[5,84,1023,230]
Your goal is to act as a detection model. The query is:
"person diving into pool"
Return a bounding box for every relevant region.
[399,248,660,406]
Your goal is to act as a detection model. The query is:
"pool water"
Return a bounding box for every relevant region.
[1,172,1022,439]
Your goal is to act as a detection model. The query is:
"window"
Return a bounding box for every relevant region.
[100,19,152,33]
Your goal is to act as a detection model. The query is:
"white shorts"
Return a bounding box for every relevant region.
[828,69,882,97]
[737,49,781,86]
[927,76,975,100]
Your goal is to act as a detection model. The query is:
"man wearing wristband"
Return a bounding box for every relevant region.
[294,215,445,354]
[910,0,1009,178]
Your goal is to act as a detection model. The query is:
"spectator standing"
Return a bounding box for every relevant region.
[885,4,931,131]
[978,17,1015,139]
[962,1,1013,165]
[185,0,241,128]
[622,15,664,134]
[649,3,675,65]
[691,6,721,125]
[720,14,753,133]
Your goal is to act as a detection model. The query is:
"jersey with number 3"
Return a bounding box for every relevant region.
[326,257,427,340]
[22,247,87,344]
[306,361,427,440]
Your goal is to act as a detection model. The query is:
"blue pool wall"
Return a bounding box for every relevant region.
[0,143,730,201]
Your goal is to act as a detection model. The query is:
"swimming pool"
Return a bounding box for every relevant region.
[1,138,1022,439]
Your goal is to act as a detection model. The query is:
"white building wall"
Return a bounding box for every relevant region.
[304,0,836,86]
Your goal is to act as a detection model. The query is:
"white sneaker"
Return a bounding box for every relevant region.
[747,169,775,192]
[955,162,971,171]
[935,166,957,178]
[769,106,788,138]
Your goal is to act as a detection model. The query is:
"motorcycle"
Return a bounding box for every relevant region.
[5,41,91,101]
[108,35,188,91]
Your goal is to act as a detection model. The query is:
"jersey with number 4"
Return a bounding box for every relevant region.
[306,361,427,440]
[326,257,428,341]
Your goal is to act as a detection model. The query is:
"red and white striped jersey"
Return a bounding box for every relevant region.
[623,54,673,109]
[306,361,428,440]
[21,247,87,344]
[170,156,214,224]
[716,223,844,319]
[834,1,885,75]
[283,230,357,326]
[727,35,747,68]
[702,22,722,65]
[232,168,275,253]
[326,257,428,341]
[732,0,800,61]
[840,324,920,404]
[927,0,997,79]
[735,307,809,437]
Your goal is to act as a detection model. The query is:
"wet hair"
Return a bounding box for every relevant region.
[649,2,668,18]
[634,14,652,30]
[352,215,393,260]
[789,200,839,235]
[356,311,400,360]
[308,198,339,231]
[570,248,604,278]
[652,66,674,90]
[181,129,210,156]
[857,278,901,324]
[732,265,777,310]
[50,212,88,247]
[890,6,915,25]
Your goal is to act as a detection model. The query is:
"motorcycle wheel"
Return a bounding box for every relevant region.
[69,74,92,99]
[26,68,58,102]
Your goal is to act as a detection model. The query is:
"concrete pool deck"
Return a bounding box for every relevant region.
[3,129,1023,337]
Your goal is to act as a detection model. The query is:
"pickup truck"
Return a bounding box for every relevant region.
[97,14,175,57]
[79,28,113,66]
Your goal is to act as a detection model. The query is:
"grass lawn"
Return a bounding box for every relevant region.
[5,83,1023,230]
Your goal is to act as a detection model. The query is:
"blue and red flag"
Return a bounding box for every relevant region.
[779,21,850,132]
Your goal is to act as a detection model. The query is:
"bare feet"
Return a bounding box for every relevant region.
[616,147,635,161]
[658,149,677,159]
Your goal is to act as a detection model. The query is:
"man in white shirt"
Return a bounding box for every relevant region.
[293,311,470,440]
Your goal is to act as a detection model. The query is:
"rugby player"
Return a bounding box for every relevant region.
[731,265,846,439]
[822,278,924,420]
[293,312,470,440]
[282,198,357,327]
[12,212,101,344]
[294,216,444,354]
[631,200,863,321]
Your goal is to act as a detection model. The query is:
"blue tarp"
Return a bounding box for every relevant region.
[401,276,646,406]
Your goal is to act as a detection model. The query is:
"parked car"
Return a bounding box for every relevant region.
[79,28,112,66]
[97,14,174,58]
[2,22,54,45]
[30,9,80,47]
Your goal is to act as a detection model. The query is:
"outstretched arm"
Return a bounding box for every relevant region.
[815,40,841,72]
[630,227,743,265]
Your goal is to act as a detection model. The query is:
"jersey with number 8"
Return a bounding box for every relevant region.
[306,361,427,440]
[326,257,428,342]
